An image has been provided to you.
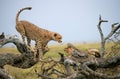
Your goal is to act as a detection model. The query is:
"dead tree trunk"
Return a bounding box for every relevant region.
[97,15,120,57]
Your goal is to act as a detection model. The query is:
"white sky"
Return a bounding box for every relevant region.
[0,0,120,44]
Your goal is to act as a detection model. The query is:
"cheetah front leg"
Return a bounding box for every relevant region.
[43,45,49,54]
[34,41,43,61]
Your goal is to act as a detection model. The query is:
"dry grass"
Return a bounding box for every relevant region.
[0,47,19,54]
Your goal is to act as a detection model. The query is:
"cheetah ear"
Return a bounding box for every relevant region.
[54,33,57,37]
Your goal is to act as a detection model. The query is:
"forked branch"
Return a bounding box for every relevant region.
[97,15,120,57]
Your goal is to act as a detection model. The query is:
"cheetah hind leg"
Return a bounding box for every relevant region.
[26,38,34,52]
[21,33,33,53]
[21,32,25,44]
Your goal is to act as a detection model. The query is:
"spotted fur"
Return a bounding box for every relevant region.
[15,7,62,60]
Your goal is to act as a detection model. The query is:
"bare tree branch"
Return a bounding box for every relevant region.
[97,15,120,57]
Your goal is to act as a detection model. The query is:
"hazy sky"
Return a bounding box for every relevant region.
[0,0,120,43]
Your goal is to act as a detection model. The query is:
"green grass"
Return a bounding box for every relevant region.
[0,42,118,79]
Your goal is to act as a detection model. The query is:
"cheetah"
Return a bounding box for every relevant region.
[64,46,100,58]
[87,48,100,58]
[15,7,62,60]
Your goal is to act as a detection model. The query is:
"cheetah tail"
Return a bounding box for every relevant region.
[16,7,32,24]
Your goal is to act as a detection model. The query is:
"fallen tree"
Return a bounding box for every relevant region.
[0,35,120,79]
[34,43,120,79]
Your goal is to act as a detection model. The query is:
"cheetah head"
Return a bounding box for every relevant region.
[52,33,62,43]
